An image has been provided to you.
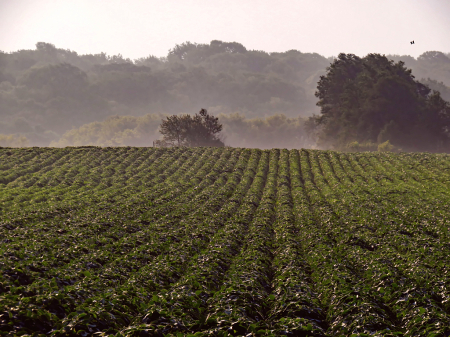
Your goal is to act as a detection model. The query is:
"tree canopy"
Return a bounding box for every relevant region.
[158,109,224,147]
[311,53,450,152]
[1,41,450,148]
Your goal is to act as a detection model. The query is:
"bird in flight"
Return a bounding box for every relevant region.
[410,40,415,44]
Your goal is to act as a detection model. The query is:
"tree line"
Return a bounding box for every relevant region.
[1,41,450,150]
[0,41,330,146]
[50,111,314,149]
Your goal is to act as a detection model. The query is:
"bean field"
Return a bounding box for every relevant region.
[1,147,450,336]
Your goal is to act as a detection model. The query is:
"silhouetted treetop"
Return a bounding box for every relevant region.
[418,51,450,64]
[311,53,450,152]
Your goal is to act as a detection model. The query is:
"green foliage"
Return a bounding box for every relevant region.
[0,134,29,147]
[345,140,377,152]
[159,109,224,147]
[0,40,330,146]
[50,114,165,147]
[19,62,88,99]
[51,112,313,149]
[1,42,450,148]
[2,147,450,336]
[312,53,450,152]
[420,78,450,102]
[346,141,360,151]
[378,140,394,152]
[219,112,314,149]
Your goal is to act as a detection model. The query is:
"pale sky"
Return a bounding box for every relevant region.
[1,0,449,60]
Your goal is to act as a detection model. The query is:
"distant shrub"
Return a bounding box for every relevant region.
[378,140,395,152]
[153,139,171,147]
[346,141,360,151]
[0,134,29,147]
[345,141,377,152]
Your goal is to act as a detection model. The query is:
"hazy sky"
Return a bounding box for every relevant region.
[1,0,449,60]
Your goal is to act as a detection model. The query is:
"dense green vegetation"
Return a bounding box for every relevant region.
[1,147,450,336]
[310,53,450,152]
[157,109,224,147]
[0,41,330,147]
[1,41,450,147]
[49,113,313,150]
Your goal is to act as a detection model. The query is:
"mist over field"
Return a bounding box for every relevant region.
[3,2,450,334]
[1,41,450,149]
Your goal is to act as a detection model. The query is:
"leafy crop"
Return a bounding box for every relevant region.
[1,147,450,336]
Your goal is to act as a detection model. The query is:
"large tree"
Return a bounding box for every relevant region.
[311,53,450,152]
[158,109,224,147]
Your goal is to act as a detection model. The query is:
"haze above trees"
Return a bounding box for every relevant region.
[1,41,450,149]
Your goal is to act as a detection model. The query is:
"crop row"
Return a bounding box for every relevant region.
[1,147,450,336]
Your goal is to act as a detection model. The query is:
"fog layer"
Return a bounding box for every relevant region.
[1,41,450,148]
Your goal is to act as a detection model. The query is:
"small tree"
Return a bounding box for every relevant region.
[158,114,191,146]
[158,109,224,147]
